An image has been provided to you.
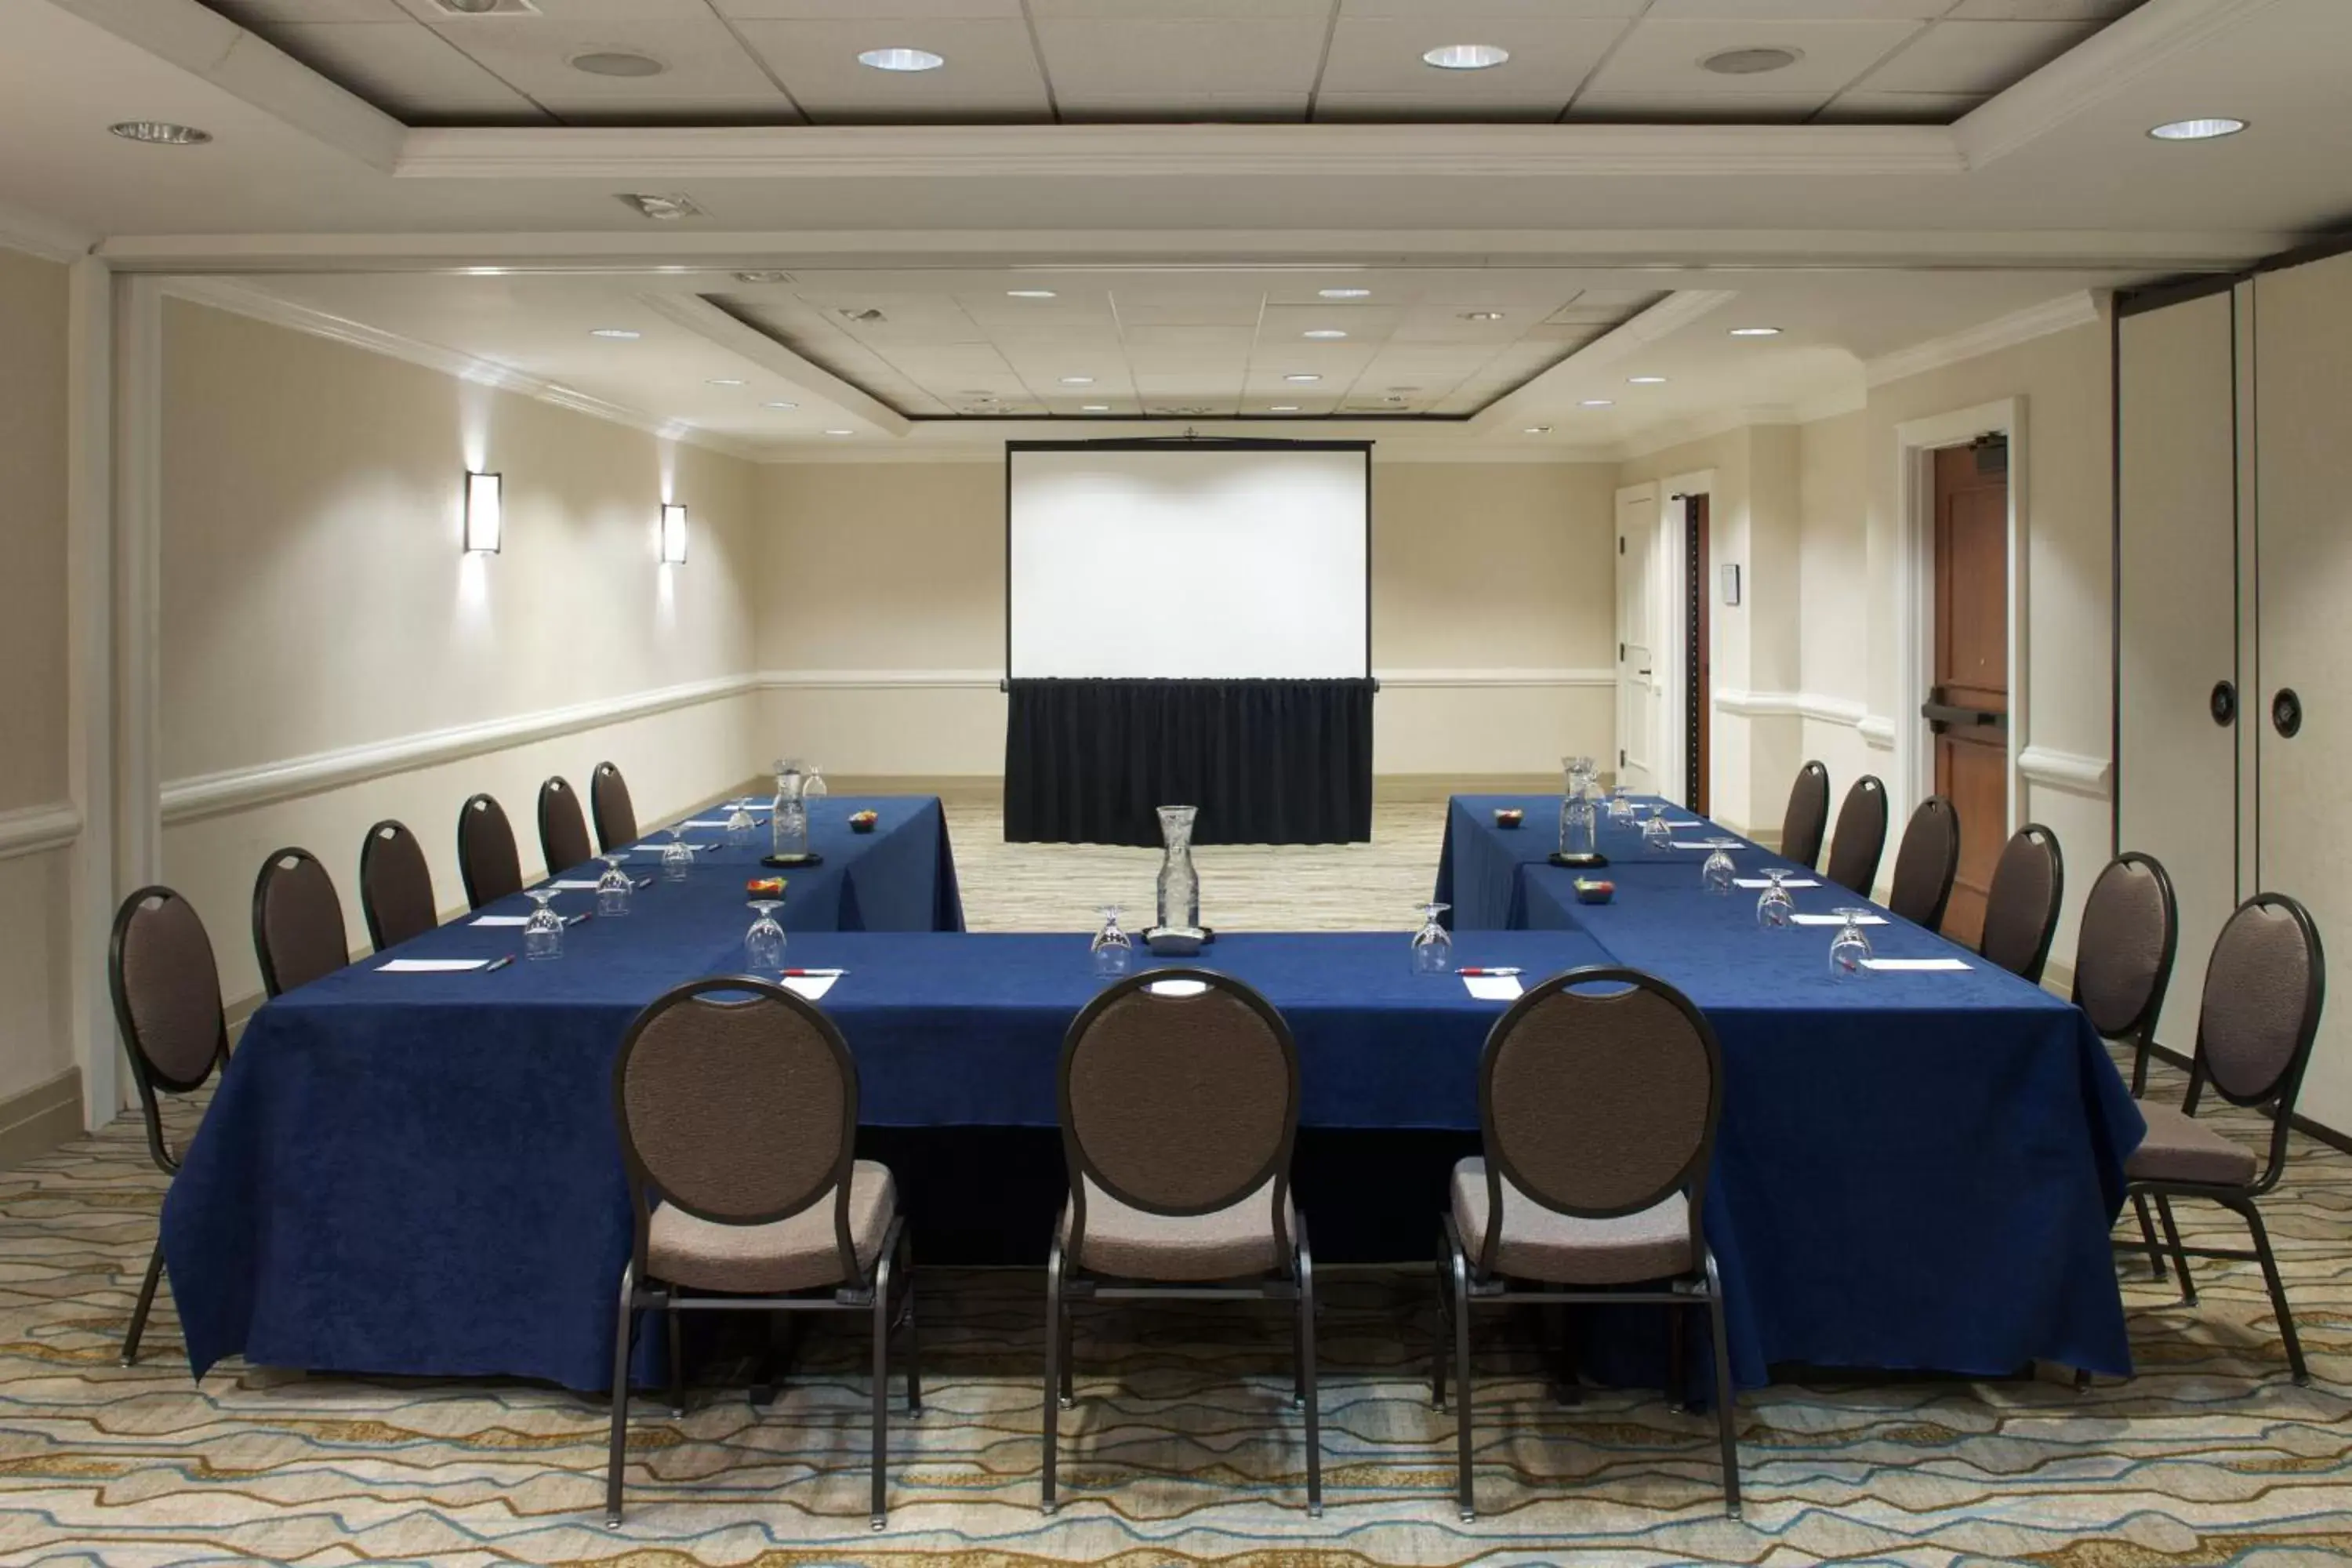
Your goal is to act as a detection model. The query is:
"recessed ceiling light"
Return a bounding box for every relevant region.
[858,46,946,72]
[1580,399,1615,408]
[824,429,855,436]
[1318,287,1370,299]
[1283,373,1322,383]
[706,378,746,387]
[763,400,799,410]
[109,121,211,146]
[1702,46,1802,76]
[734,270,791,285]
[570,49,666,78]
[1302,328,1348,339]
[590,328,641,340]
[1523,426,1552,435]
[2149,117,2246,141]
[1729,326,1782,337]
[1058,375,1094,385]
[1423,43,1509,71]
[1007,289,1057,299]
[1270,405,1301,412]
[1628,375,1668,385]
[1080,404,1109,412]
[1459,310,1505,322]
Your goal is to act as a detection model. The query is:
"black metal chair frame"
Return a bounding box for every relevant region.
[2071,853,2181,1286]
[358,818,433,953]
[1826,775,1889,897]
[107,885,231,1367]
[1781,760,1831,869]
[604,976,918,1530]
[457,792,521,912]
[1890,794,1962,932]
[592,760,637,853]
[1432,965,1740,1521]
[2120,892,2325,1387]
[249,845,343,1000]
[1985,822,2065,985]
[1044,967,1320,1518]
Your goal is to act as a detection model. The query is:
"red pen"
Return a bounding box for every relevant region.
[1455,967,1522,977]
[781,967,845,978]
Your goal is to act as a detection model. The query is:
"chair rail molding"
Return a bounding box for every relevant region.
[1711,688,1871,727]
[162,673,760,824]
[0,802,82,862]
[2018,744,2114,799]
[1859,715,1898,750]
[757,668,1616,690]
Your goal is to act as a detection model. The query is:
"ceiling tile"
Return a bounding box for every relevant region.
[1816,89,1983,120]
[1567,90,1831,121]
[1031,16,1330,104]
[1579,19,1925,96]
[260,21,553,122]
[1058,93,1308,120]
[1316,16,1627,111]
[402,0,716,18]
[735,18,1049,121]
[1945,1,2142,16]
[1642,1,1953,16]
[715,1,1024,16]
[1338,1,1645,16]
[1029,1,1334,16]
[1857,19,2102,93]
[211,0,411,20]
[427,16,797,120]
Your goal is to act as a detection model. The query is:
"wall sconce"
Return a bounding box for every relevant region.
[659,502,688,565]
[463,470,503,554]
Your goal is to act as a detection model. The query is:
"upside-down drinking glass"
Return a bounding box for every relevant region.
[1828,908,1875,980]
[1607,784,1636,824]
[1090,905,1134,977]
[745,898,786,969]
[523,887,564,961]
[1640,803,1675,853]
[660,828,695,884]
[596,854,632,917]
[1411,902,1454,974]
[724,799,758,848]
[1702,838,1740,895]
[1755,868,1796,930]
[802,764,827,807]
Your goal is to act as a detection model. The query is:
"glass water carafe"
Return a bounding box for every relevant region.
[770,759,809,858]
[1155,804,1200,931]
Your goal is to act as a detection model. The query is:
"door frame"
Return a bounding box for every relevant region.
[1893,397,2025,838]
[1659,470,1711,809]
[1614,479,1692,805]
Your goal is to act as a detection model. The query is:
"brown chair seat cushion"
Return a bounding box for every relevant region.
[1452,1157,1692,1285]
[2125,1103,2258,1187]
[647,1160,894,1294]
[1062,1177,1294,1282]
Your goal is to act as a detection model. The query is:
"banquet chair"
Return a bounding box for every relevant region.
[1044,969,1319,1517]
[538,775,595,876]
[458,793,523,911]
[1433,966,1739,1520]
[604,976,916,1530]
[1780,760,1831,870]
[1824,775,1889,897]
[359,818,438,953]
[108,886,231,1367]
[1886,795,1962,931]
[250,847,351,999]
[2115,893,2324,1385]
[591,760,638,852]
[2071,852,2180,1280]
[1980,824,2065,983]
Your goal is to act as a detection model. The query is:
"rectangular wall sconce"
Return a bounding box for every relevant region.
[659,502,688,565]
[463,470,503,555]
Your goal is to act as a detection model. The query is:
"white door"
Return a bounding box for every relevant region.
[1616,485,1661,793]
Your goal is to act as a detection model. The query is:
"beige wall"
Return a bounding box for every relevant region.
[0,246,74,1111]
[1795,409,1876,798]
[755,458,1620,779]
[159,300,762,1010]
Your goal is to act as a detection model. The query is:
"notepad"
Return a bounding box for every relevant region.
[1861,957,1971,972]
[470,915,528,927]
[679,819,733,829]
[378,958,490,973]
[1462,974,1524,1001]
[543,879,601,891]
[783,975,839,1001]
[1735,877,1819,889]
[1669,840,1739,851]
[1791,913,1887,926]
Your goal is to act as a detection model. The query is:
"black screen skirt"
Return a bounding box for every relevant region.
[1004,677,1375,846]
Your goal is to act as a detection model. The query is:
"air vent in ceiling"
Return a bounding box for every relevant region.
[428,0,539,16]
[732,270,793,285]
[837,307,887,325]
[1702,46,1801,75]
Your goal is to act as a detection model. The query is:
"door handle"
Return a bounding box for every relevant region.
[1921,701,1998,728]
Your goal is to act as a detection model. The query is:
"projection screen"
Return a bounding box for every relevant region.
[1006,442,1371,680]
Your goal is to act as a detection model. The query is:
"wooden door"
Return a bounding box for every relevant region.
[1929,442,2009,945]
[1616,487,1660,792]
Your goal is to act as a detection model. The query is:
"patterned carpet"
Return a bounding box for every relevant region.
[2,794,2347,1566]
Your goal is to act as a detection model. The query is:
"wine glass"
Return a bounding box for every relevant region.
[1607,784,1635,824]
[1640,804,1675,853]
[1828,908,1875,980]
[595,854,632,917]
[1089,905,1134,977]
[660,828,695,884]
[745,899,786,969]
[522,887,564,961]
[1410,902,1454,975]
[1755,868,1795,930]
[724,800,758,848]
[1702,838,1740,895]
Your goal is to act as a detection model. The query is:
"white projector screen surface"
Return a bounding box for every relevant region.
[1007,445,1370,679]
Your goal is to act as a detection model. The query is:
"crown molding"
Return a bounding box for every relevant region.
[0,801,82,862]
[157,276,764,463]
[162,673,759,825]
[1865,291,2104,387]
[0,198,94,263]
[2018,744,2113,799]
[398,122,1965,184]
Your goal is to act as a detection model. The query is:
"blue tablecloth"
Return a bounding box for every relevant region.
[163,796,967,1391]
[1438,793,2145,1382]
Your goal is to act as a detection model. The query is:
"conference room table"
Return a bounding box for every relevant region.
[1431,793,2147,1385]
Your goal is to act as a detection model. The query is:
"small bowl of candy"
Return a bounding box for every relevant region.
[849,810,879,834]
[1573,878,1615,905]
[746,876,786,898]
[1494,808,1524,829]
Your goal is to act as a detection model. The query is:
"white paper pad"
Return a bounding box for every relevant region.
[679,819,733,829]
[1669,840,1740,851]
[1861,956,1972,972]
[1791,913,1887,927]
[543,879,601,891]
[470,915,528,927]
[783,975,839,1001]
[1735,877,1819,889]
[1463,974,1524,1001]
[378,958,490,973]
